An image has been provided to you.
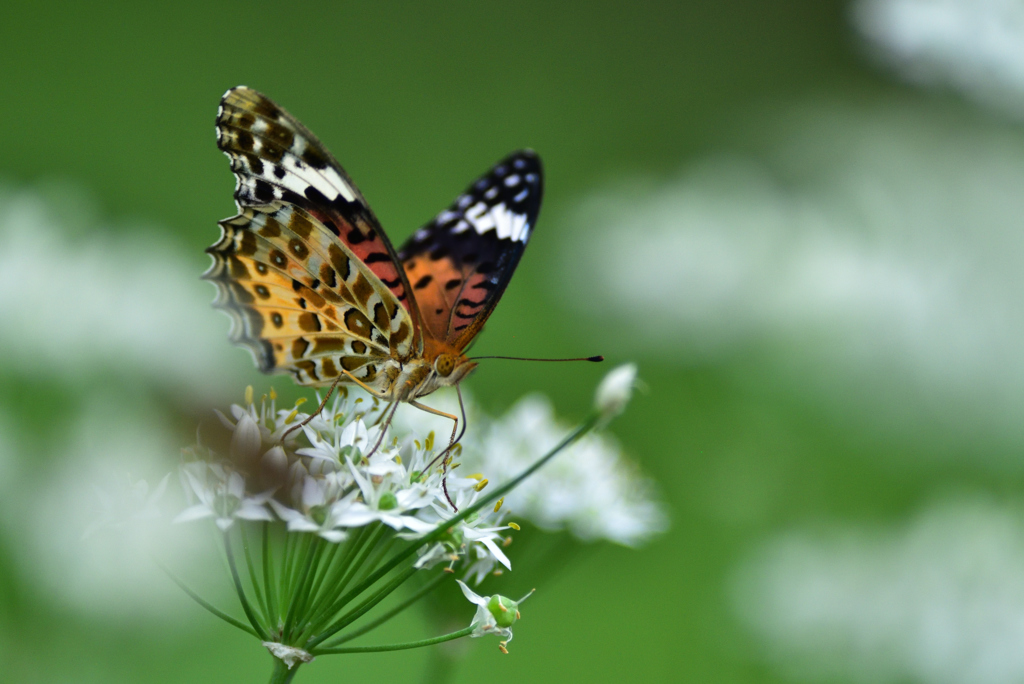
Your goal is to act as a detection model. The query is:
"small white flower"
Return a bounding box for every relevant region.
[415,487,513,580]
[594,363,638,421]
[268,474,358,543]
[84,473,169,538]
[175,462,274,531]
[456,579,534,653]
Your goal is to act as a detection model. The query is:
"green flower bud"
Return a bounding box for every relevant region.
[378,492,398,510]
[487,595,519,628]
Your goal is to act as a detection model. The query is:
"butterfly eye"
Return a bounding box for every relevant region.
[434,354,456,377]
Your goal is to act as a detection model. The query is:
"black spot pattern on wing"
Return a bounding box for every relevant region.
[216,86,414,313]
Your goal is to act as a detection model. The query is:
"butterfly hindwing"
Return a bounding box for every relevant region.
[398,150,543,350]
[216,86,416,318]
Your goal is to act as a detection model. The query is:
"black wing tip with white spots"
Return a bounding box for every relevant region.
[398,149,544,262]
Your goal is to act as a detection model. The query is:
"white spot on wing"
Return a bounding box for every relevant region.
[464,202,530,242]
[436,210,460,225]
[322,166,357,203]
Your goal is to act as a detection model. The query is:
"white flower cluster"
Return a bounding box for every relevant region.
[396,383,667,548]
[175,389,511,578]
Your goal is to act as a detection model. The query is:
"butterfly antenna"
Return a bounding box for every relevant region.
[280,374,344,443]
[469,355,604,362]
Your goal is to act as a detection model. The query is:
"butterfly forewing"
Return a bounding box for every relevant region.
[215,87,416,318]
[208,87,425,388]
[398,150,543,350]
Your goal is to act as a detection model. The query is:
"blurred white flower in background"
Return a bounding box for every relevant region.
[477,396,666,546]
[853,0,1024,115]
[0,184,241,395]
[395,390,667,547]
[0,183,245,620]
[563,103,1024,448]
[732,498,1024,684]
[14,395,207,621]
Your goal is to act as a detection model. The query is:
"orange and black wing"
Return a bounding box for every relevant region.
[205,87,418,387]
[214,87,418,328]
[398,150,543,350]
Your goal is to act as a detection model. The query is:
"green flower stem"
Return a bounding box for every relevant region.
[224,532,270,640]
[283,537,326,638]
[304,523,389,634]
[156,559,258,637]
[283,533,313,605]
[312,565,418,643]
[304,534,345,611]
[267,657,300,684]
[263,522,280,629]
[323,570,450,648]
[240,525,270,624]
[298,524,376,633]
[279,530,295,596]
[353,535,398,586]
[312,626,475,655]
[305,413,599,650]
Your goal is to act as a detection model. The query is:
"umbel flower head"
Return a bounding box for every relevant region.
[146,363,649,680]
[177,387,512,568]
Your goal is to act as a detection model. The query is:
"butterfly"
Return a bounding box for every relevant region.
[204,86,542,436]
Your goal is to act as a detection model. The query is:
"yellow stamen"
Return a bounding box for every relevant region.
[466,473,484,481]
[508,522,520,531]
[269,387,277,400]
[473,479,489,492]
[295,397,307,406]
[494,497,504,513]
[285,408,299,424]
[245,385,253,406]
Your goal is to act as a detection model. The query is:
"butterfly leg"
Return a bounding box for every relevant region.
[280,374,346,442]
[364,400,400,458]
[409,400,462,511]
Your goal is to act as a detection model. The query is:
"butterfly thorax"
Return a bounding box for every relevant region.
[388,346,477,402]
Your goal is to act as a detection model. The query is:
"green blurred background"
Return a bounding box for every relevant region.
[4,1,1024,683]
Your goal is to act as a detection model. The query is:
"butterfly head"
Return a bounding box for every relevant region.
[432,353,477,386]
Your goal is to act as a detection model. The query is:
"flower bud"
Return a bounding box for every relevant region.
[230,412,262,461]
[594,363,638,420]
[487,594,520,628]
[260,445,289,486]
